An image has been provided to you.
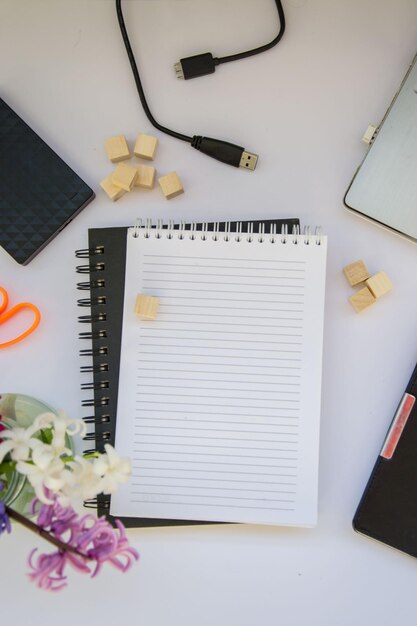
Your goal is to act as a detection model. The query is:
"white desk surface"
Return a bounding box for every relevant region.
[1,0,417,623]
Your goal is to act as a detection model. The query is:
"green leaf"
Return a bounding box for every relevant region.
[0,460,16,476]
[83,452,99,460]
[39,428,53,445]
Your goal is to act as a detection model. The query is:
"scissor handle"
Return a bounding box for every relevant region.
[0,286,9,315]
[0,287,41,348]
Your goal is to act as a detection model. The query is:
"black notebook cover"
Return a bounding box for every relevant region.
[76,218,300,527]
[0,97,94,265]
[353,361,417,557]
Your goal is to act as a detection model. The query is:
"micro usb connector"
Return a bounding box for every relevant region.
[174,53,217,80]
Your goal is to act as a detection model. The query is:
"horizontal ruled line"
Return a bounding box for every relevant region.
[144,263,305,272]
[149,320,303,328]
[131,484,296,495]
[143,279,304,289]
[145,274,305,283]
[131,476,296,486]
[132,458,297,469]
[161,297,305,305]
[159,304,304,312]
[136,371,301,380]
[136,379,300,387]
[131,465,297,478]
[155,312,304,320]
[130,491,295,503]
[139,328,304,337]
[143,262,305,280]
[139,345,302,354]
[134,425,298,435]
[134,415,299,425]
[158,288,304,296]
[136,398,300,405]
[137,362,302,370]
[134,449,298,460]
[144,254,306,264]
[135,442,298,452]
[135,402,299,411]
[130,499,295,511]
[136,380,300,390]
[135,433,298,444]
[138,342,301,356]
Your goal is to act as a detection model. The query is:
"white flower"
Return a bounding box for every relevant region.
[32,411,55,431]
[16,444,66,504]
[47,411,86,457]
[0,421,43,463]
[93,444,131,494]
[60,456,102,502]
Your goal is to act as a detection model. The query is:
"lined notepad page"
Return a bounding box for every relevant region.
[111,227,327,526]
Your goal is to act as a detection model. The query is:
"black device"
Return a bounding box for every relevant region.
[353,361,417,558]
[0,98,94,265]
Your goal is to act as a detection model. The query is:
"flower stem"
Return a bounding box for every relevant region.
[5,505,90,559]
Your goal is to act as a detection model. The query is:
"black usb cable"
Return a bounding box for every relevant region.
[115,0,286,170]
[175,1,286,80]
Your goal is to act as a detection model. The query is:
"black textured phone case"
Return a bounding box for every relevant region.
[0,97,94,265]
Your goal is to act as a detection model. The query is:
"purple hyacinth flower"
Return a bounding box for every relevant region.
[0,499,11,535]
[27,496,139,590]
[27,549,91,591]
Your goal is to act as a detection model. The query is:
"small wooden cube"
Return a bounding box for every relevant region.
[349,286,376,313]
[100,174,127,201]
[111,163,138,192]
[366,271,393,299]
[105,135,130,162]
[134,133,158,160]
[134,164,156,189]
[134,294,159,321]
[343,260,370,286]
[158,171,184,200]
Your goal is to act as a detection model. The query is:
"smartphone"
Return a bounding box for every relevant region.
[0,97,95,265]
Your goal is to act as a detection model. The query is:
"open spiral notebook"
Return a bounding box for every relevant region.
[96,221,327,527]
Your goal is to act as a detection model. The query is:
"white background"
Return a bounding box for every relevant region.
[1,0,417,623]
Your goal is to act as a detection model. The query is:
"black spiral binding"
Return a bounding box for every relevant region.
[129,219,322,245]
[76,243,112,513]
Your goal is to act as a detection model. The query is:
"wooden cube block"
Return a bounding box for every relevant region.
[134,294,159,320]
[100,174,127,201]
[366,271,393,299]
[343,260,370,286]
[134,164,156,189]
[111,163,138,192]
[158,171,184,199]
[134,133,158,160]
[349,286,376,313]
[105,135,130,162]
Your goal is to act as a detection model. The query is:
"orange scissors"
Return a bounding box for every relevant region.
[0,286,41,348]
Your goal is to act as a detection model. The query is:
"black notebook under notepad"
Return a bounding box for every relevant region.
[76,218,327,529]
